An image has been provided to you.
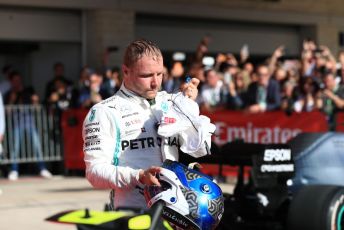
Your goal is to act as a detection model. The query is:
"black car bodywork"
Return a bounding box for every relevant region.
[182,132,344,230]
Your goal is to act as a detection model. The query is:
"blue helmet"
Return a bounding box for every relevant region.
[144,160,224,230]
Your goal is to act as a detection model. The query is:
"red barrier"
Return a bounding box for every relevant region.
[336,113,344,132]
[61,109,88,170]
[60,109,329,171]
[200,110,329,176]
[200,165,252,178]
[203,110,328,145]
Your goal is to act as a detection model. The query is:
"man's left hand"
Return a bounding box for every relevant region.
[181,78,200,100]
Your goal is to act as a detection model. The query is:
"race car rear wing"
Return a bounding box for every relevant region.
[182,141,295,189]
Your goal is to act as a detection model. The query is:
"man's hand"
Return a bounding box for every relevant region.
[228,81,237,97]
[31,94,40,105]
[181,78,200,100]
[247,104,265,114]
[323,89,335,99]
[272,45,284,59]
[139,166,162,186]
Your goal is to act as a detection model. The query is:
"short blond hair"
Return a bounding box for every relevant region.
[123,38,162,67]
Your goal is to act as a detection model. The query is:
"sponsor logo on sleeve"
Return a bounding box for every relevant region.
[85,122,99,128]
[89,109,96,122]
[85,127,100,134]
[85,140,100,147]
[84,147,101,151]
[85,135,98,140]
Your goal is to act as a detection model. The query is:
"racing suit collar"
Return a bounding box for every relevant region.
[119,83,156,106]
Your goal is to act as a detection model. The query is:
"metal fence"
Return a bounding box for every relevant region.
[0,105,62,164]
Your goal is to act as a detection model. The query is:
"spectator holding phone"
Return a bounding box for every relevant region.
[317,72,344,130]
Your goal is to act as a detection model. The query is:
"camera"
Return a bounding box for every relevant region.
[313,48,324,54]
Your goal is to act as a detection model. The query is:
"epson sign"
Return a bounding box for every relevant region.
[263,149,291,162]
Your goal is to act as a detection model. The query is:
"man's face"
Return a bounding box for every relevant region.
[55,65,64,77]
[89,74,102,91]
[339,53,344,64]
[324,74,336,90]
[206,70,219,88]
[257,66,270,86]
[11,74,23,90]
[123,54,163,99]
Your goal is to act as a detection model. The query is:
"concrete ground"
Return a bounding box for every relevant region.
[0,176,234,230]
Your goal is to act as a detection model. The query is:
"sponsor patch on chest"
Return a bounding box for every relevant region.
[121,136,179,150]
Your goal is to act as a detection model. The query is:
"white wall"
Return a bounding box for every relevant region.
[30,42,81,99]
[0,54,30,84]
[136,17,301,55]
[0,8,81,42]
[0,8,82,100]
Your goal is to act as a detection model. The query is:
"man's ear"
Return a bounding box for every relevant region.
[122,64,129,77]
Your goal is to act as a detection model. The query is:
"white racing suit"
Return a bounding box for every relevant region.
[83,84,214,209]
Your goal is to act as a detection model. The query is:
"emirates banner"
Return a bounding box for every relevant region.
[203,111,329,145]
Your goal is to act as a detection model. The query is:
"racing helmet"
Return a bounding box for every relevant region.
[144,160,224,230]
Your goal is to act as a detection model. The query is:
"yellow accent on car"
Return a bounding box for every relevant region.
[127,215,173,230]
[58,210,132,225]
[128,215,151,229]
[163,220,173,230]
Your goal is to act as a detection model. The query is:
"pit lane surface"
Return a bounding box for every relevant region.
[0,176,234,230]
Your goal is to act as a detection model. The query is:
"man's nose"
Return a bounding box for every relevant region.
[151,75,158,87]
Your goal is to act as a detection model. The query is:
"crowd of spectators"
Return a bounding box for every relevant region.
[0,60,121,115]
[1,37,344,131]
[162,37,344,130]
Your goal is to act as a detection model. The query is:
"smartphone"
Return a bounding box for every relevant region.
[313,48,323,53]
[241,44,249,57]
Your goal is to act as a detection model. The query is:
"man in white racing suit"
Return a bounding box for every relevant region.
[83,39,212,209]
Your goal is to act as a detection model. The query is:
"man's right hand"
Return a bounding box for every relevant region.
[139,166,162,186]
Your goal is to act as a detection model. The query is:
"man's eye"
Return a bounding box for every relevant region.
[139,74,151,78]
